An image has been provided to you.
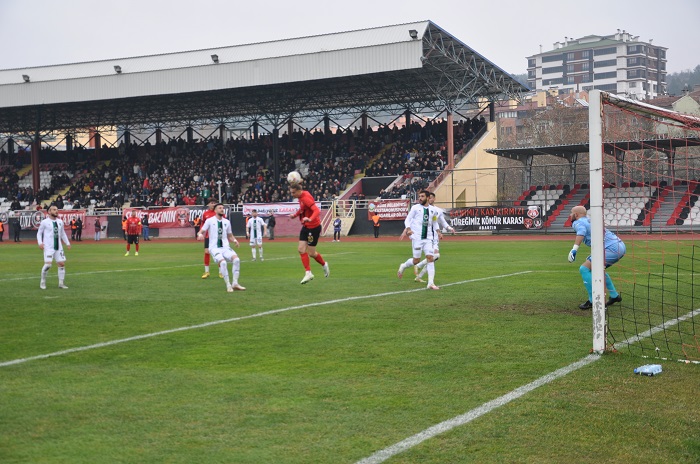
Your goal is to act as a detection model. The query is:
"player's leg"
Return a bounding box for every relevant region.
[125,235,132,256]
[227,249,245,290]
[202,238,211,278]
[213,250,231,292]
[56,251,68,289]
[398,239,422,279]
[258,240,263,261]
[604,244,626,306]
[423,241,438,289]
[305,227,327,277]
[40,253,52,290]
[250,239,257,260]
[578,259,593,309]
[134,235,140,256]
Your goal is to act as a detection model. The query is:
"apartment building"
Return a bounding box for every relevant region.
[527,30,667,100]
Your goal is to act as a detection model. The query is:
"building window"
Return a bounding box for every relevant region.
[629,82,637,88]
[567,64,575,73]
[594,47,617,56]
[542,66,563,74]
[566,75,576,84]
[595,83,618,91]
[594,59,617,68]
[594,71,617,80]
[581,50,590,59]
[566,52,575,61]
[542,54,563,63]
[528,58,536,68]
[627,44,645,54]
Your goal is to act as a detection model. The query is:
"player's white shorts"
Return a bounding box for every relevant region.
[411,238,435,259]
[44,248,66,263]
[249,237,263,246]
[210,247,238,263]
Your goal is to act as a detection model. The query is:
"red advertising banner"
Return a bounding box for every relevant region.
[123,207,192,229]
[366,199,411,220]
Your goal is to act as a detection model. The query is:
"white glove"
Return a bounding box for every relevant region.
[568,249,577,263]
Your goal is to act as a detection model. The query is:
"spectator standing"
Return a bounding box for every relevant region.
[94,218,102,241]
[266,214,276,240]
[70,218,77,241]
[372,212,381,238]
[333,217,342,242]
[142,213,151,241]
[75,217,83,241]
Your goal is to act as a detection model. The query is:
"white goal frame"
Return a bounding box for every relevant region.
[588,89,607,354]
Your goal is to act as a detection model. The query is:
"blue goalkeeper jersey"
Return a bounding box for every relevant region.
[573,216,623,251]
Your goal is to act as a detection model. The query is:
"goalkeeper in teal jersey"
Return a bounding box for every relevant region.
[568,205,626,309]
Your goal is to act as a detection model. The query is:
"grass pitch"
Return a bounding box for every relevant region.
[1,237,698,463]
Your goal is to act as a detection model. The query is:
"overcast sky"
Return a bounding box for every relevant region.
[0,0,697,75]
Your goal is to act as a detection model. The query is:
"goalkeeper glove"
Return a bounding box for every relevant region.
[568,247,578,263]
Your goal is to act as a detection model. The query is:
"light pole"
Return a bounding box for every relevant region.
[217,181,223,203]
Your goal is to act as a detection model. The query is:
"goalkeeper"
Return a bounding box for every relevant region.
[567,205,626,310]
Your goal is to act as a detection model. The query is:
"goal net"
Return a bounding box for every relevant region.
[589,90,700,361]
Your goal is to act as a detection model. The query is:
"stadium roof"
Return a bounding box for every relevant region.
[0,20,527,136]
[487,137,700,163]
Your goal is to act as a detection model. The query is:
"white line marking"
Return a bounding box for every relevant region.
[0,270,531,368]
[355,355,601,464]
[355,305,700,463]
[0,252,355,283]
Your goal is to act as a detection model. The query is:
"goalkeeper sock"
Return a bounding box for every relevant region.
[579,265,593,302]
[605,273,619,298]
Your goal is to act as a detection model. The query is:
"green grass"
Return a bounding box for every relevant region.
[1,238,698,463]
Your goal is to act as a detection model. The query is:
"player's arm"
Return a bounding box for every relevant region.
[60,221,71,248]
[37,221,45,249]
[304,198,320,224]
[197,220,209,241]
[227,232,240,248]
[568,233,585,262]
[437,212,454,234]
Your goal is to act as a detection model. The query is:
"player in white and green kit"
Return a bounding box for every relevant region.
[246,209,267,262]
[37,204,71,290]
[198,203,246,293]
[397,189,441,290]
[415,192,455,283]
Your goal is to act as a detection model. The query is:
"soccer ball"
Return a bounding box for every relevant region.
[287,171,303,184]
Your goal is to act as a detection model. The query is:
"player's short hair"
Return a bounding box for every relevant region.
[208,198,217,204]
[419,189,431,196]
[251,209,257,213]
[214,203,224,209]
[289,183,303,191]
[428,192,436,198]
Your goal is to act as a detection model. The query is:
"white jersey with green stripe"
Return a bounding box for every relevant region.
[201,216,233,252]
[37,217,70,252]
[404,203,440,241]
[247,216,265,239]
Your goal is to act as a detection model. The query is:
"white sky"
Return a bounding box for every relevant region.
[0,0,697,75]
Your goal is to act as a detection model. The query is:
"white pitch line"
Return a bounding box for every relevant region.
[0,252,355,283]
[355,354,601,464]
[355,305,700,464]
[0,270,531,368]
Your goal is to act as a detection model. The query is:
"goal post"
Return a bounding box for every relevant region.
[592,89,700,361]
[589,89,607,354]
